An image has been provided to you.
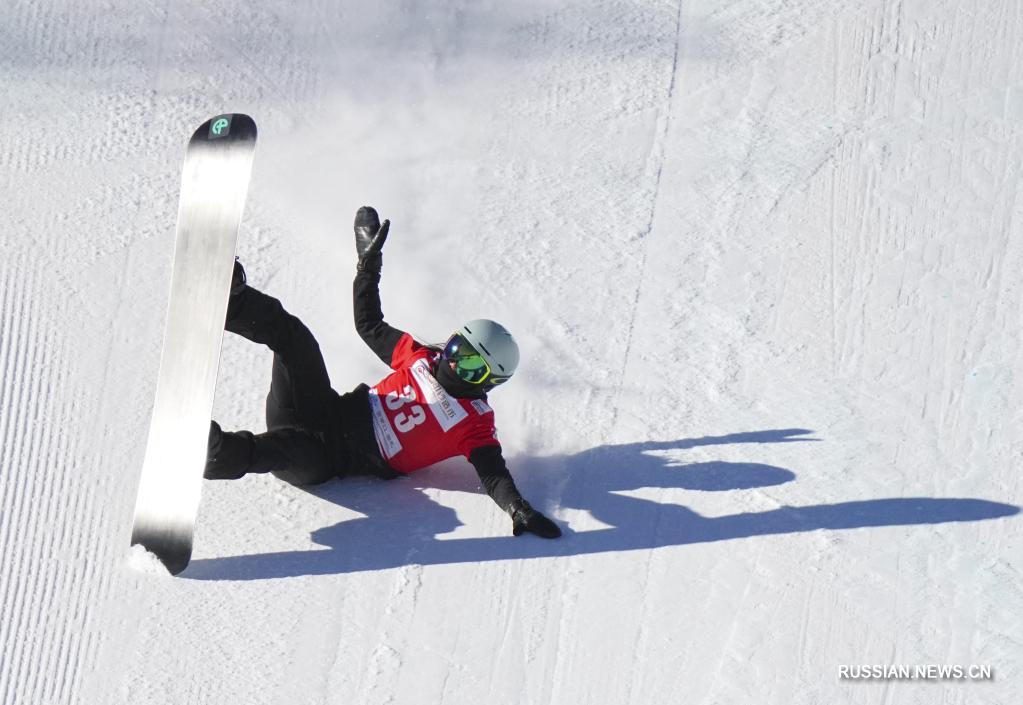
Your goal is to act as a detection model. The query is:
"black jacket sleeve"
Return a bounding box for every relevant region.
[469,445,525,513]
[353,267,406,366]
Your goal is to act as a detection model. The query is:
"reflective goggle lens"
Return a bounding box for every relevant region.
[443,334,492,384]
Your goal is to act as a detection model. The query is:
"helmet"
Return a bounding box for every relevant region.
[442,319,519,388]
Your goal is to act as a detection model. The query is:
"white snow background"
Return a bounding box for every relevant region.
[2,1,1022,703]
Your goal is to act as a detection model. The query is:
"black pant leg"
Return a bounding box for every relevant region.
[255,428,335,486]
[226,286,335,433]
[205,426,335,486]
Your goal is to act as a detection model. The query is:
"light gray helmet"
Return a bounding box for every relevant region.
[445,319,520,385]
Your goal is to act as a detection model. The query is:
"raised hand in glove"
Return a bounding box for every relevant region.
[510,499,562,538]
[354,206,390,272]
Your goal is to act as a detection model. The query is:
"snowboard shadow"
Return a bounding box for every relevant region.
[184,429,1020,580]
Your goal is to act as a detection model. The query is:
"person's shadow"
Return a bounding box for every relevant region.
[184,429,1019,580]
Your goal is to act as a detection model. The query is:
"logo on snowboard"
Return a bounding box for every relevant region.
[209,116,232,138]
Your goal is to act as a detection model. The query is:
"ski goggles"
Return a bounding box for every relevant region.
[442,333,510,387]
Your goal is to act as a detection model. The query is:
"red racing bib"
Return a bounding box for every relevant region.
[368,334,499,473]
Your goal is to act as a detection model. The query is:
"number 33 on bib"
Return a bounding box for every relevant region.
[386,385,427,432]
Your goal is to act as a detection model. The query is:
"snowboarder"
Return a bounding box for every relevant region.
[205,206,561,539]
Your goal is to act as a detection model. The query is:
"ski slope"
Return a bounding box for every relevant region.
[2,1,1021,703]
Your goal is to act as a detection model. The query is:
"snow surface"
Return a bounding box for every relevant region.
[2,0,1022,703]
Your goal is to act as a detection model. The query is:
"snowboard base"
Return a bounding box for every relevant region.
[130,114,257,575]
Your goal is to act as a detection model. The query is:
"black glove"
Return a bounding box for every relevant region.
[354,206,390,272]
[510,499,561,538]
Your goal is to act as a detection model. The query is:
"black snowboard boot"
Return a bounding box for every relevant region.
[226,258,248,322]
[204,420,255,480]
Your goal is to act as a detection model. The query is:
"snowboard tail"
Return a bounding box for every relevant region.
[131,114,257,575]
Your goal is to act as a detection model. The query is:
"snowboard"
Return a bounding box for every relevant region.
[131,114,257,575]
